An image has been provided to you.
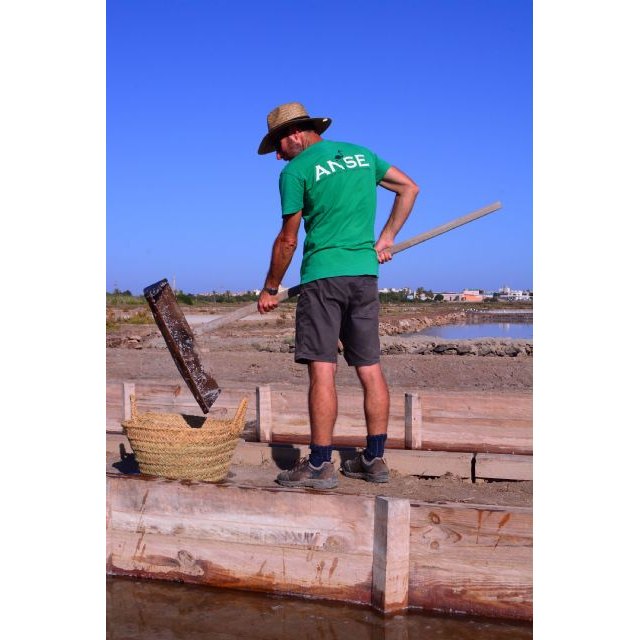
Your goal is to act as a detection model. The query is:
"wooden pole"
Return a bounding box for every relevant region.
[122,381,135,421]
[372,496,411,613]
[404,392,422,449]
[196,202,502,334]
[256,385,272,443]
[389,201,502,255]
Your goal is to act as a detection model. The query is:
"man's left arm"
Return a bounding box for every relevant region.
[376,166,420,263]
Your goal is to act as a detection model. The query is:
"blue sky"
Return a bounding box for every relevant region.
[107,0,532,295]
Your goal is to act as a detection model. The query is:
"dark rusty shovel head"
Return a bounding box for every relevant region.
[143,279,221,413]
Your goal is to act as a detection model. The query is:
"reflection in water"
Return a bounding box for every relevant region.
[107,576,532,639]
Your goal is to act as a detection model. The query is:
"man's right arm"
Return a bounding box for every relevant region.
[257,211,302,314]
[376,166,420,263]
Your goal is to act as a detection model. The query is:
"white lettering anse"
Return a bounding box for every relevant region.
[314,154,370,182]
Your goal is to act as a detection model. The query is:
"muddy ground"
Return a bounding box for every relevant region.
[106,302,533,507]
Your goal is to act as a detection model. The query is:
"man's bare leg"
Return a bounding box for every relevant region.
[355,363,390,436]
[308,361,338,446]
[274,360,339,488]
[341,363,390,482]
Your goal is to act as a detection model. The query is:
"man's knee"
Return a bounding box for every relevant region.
[356,363,385,383]
[308,361,338,385]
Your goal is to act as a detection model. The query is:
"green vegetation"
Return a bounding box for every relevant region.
[106,289,145,306]
[106,288,531,312]
[184,291,259,304]
[107,288,260,307]
[106,308,154,332]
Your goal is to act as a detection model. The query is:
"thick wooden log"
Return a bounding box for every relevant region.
[372,497,410,613]
[409,502,532,621]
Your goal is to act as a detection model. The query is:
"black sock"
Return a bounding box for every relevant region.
[309,444,333,467]
[364,434,387,461]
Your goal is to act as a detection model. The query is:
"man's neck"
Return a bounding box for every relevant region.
[301,131,322,151]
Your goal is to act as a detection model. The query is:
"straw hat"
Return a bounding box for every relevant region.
[258,102,331,155]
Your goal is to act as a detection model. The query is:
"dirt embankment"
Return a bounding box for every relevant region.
[106,302,533,391]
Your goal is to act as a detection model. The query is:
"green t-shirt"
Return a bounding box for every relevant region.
[279,139,391,284]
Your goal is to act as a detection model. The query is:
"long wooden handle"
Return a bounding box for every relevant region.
[389,201,502,254]
[196,201,502,334]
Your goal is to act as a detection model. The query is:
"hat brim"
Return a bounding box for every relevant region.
[258,117,332,155]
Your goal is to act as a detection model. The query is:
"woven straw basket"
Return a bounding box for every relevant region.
[122,396,248,482]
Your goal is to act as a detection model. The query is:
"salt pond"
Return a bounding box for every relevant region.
[107,576,533,639]
[417,321,533,340]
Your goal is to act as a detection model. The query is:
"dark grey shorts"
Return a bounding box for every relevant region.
[294,276,381,366]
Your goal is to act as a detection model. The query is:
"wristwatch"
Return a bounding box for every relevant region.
[263,287,279,296]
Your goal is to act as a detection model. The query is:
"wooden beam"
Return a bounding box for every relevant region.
[372,497,410,613]
[409,502,532,621]
[475,453,533,481]
[106,472,532,620]
[107,473,375,605]
[106,381,532,455]
[228,441,474,479]
[107,436,474,479]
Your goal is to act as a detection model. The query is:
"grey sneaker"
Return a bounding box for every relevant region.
[341,452,389,483]
[276,457,338,489]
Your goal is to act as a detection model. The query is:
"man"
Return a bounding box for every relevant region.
[257,102,419,489]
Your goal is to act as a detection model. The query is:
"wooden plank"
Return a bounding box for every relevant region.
[106,381,532,455]
[106,472,532,620]
[387,450,472,478]
[106,381,256,432]
[106,381,124,432]
[422,417,532,455]
[271,421,405,450]
[420,390,532,455]
[422,390,533,419]
[107,433,132,459]
[372,497,410,613]
[107,437,473,480]
[409,502,532,621]
[134,381,254,418]
[107,473,375,605]
[475,454,533,481]
[270,387,405,436]
[229,441,473,478]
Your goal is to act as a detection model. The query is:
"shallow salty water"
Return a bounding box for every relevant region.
[418,321,533,340]
[107,576,532,639]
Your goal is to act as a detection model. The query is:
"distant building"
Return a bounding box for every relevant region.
[498,286,532,301]
[460,289,484,303]
[438,292,461,302]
